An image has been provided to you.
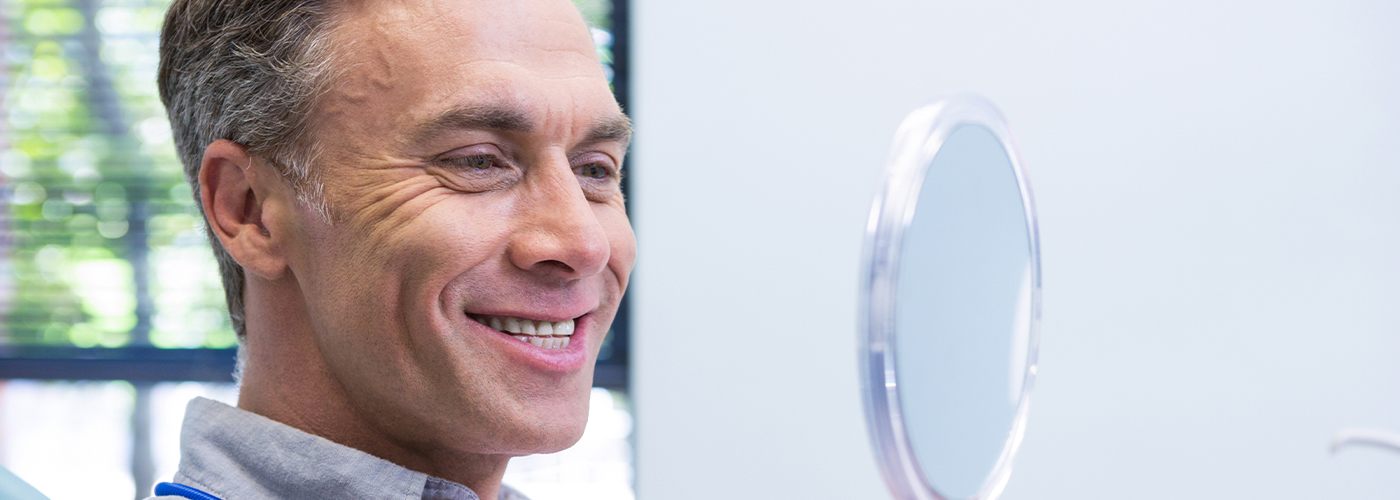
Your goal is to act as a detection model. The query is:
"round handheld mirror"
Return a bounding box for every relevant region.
[860,95,1041,500]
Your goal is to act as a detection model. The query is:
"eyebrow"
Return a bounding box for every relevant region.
[411,103,632,148]
[584,114,634,148]
[411,103,533,144]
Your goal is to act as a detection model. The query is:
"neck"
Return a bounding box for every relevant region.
[235,275,510,496]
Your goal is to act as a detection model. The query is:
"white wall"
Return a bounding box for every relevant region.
[631,1,1400,499]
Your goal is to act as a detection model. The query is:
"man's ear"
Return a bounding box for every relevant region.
[199,139,289,281]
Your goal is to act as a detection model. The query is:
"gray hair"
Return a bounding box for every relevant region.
[158,0,343,338]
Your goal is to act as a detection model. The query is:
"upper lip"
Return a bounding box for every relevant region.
[463,309,591,323]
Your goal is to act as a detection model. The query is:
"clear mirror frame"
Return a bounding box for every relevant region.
[859,95,1043,500]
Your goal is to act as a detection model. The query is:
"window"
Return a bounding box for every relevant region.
[0,1,634,498]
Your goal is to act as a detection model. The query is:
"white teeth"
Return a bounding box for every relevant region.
[506,335,570,350]
[471,314,576,337]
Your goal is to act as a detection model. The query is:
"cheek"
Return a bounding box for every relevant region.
[329,179,484,265]
[599,207,637,285]
[370,199,515,299]
[301,190,515,325]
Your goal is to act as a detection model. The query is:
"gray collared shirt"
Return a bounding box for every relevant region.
[147,397,529,500]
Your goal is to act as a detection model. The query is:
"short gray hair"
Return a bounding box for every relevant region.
[158,0,342,338]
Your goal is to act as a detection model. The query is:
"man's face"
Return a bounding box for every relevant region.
[276,0,633,456]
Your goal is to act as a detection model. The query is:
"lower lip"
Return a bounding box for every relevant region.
[468,313,592,374]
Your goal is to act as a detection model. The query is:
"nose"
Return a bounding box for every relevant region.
[507,165,611,282]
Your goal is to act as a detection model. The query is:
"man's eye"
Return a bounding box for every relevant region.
[577,163,613,180]
[439,155,500,171]
[428,151,521,192]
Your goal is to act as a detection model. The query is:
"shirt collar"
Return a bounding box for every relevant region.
[173,397,518,500]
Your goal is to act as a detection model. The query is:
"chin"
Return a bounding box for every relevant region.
[500,409,590,456]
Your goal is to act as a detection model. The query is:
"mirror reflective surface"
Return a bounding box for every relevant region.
[862,96,1041,500]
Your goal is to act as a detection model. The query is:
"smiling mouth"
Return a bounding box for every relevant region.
[468,314,576,350]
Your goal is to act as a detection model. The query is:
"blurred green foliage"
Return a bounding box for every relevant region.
[575,0,611,30]
[4,0,233,348]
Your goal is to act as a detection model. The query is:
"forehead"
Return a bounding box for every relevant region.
[343,0,598,67]
[319,0,616,144]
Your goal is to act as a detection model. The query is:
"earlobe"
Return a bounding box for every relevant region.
[200,140,289,281]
